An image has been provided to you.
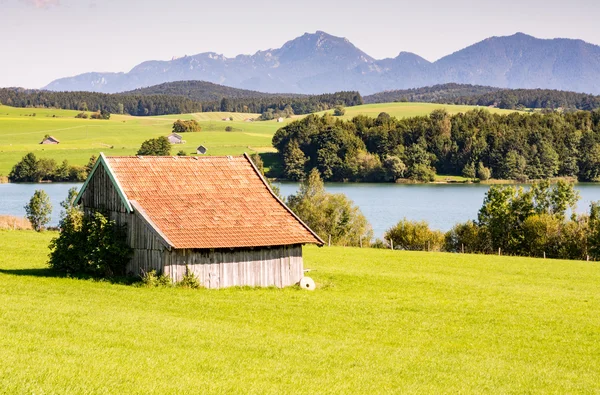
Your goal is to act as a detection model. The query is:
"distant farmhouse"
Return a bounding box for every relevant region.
[277,117,284,123]
[40,136,59,144]
[196,145,207,155]
[167,133,185,144]
[75,154,323,288]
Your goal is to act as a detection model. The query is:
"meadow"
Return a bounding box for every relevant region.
[1,230,599,394]
[0,103,520,177]
[318,102,519,120]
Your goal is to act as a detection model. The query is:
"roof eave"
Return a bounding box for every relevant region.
[74,153,133,213]
[243,153,325,246]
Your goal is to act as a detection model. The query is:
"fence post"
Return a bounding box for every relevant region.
[390,239,394,250]
[498,248,501,256]
[328,235,331,247]
[461,243,464,254]
[428,240,430,252]
[543,251,546,259]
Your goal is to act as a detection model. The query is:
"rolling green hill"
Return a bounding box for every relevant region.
[1,230,599,393]
[318,102,520,120]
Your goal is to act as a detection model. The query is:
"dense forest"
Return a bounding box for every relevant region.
[204,91,363,118]
[124,80,291,101]
[363,84,501,104]
[0,87,362,117]
[364,83,600,111]
[0,88,202,116]
[272,109,600,182]
[450,88,600,111]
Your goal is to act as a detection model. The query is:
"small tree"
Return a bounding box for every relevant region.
[137,136,171,156]
[9,152,39,182]
[385,219,445,251]
[49,211,132,277]
[287,169,373,246]
[25,190,52,231]
[333,106,346,116]
[172,119,201,133]
[462,162,476,179]
[477,162,491,181]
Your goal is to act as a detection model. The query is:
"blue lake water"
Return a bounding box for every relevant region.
[3,182,600,237]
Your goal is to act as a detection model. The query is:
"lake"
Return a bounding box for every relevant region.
[3,182,600,237]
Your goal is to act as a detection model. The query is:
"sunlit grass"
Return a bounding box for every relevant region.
[0,230,599,393]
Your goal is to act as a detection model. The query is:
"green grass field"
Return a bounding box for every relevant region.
[319,102,519,120]
[0,106,280,177]
[0,103,520,177]
[1,230,599,393]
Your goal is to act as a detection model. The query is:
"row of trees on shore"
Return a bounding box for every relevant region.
[273,109,600,182]
[9,153,96,182]
[286,171,600,261]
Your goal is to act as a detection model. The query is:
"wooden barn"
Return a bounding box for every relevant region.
[40,136,59,144]
[196,145,207,154]
[166,133,185,144]
[74,153,323,288]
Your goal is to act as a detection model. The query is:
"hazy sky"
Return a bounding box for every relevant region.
[1,0,599,88]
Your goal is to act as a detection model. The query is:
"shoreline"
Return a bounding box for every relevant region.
[2,177,585,185]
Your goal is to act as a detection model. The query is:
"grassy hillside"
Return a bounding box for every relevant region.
[0,105,280,177]
[1,230,599,393]
[318,102,520,120]
[0,103,519,177]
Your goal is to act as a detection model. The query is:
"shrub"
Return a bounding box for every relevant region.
[177,267,201,289]
[333,106,345,116]
[385,218,445,251]
[477,162,492,181]
[137,136,171,156]
[75,112,88,119]
[49,210,132,277]
[225,126,233,132]
[140,270,172,287]
[444,220,488,253]
[172,119,201,133]
[287,169,373,246]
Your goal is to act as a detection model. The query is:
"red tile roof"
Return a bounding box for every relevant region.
[103,155,323,249]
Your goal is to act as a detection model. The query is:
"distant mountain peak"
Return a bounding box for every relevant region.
[43,32,600,95]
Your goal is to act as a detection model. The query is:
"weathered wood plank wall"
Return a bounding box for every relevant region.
[163,245,304,289]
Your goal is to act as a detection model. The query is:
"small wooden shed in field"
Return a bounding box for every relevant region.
[40,136,59,144]
[75,153,323,288]
[166,133,185,144]
[196,145,207,154]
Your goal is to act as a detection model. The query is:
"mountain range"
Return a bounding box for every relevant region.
[44,31,600,95]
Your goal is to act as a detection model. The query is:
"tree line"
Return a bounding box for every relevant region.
[0,88,202,116]
[9,153,95,182]
[205,91,363,118]
[363,84,600,112]
[272,109,600,182]
[450,88,600,111]
[0,88,362,117]
[287,170,600,262]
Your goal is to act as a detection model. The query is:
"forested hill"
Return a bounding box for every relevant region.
[0,88,202,116]
[365,84,600,111]
[450,88,600,111]
[123,80,298,101]
[0,87,362,117]
[125,80,362,115]
[363,84,502,104]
